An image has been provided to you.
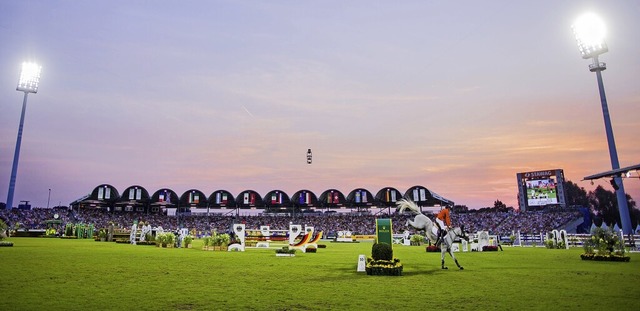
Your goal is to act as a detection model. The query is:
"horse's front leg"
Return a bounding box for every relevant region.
[406,219,412,228]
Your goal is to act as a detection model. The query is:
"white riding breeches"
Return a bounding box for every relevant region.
[435,218,445,231]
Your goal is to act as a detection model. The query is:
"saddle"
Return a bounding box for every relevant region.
[435,224,447,246]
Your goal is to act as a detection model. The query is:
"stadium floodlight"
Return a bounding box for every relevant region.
[572,13,608,59]
[6,62,42,210]
[571,14,632,235]
[16,62,42,93]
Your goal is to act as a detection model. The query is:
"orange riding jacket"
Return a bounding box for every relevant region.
[436,208,451,227]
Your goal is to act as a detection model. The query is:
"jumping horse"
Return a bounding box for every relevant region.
[397,199,469,270]
[396,199,438,243]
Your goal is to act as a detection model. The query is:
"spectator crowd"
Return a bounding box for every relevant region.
[1,207,582,238]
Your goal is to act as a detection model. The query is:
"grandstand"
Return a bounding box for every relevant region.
[1,204,585,242]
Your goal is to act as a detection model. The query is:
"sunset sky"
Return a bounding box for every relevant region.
[1,1,639,209]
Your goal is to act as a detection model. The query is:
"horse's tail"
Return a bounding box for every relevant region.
[396,199,422,215]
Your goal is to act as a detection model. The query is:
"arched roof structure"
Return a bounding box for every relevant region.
[263,190,291,208]
[235,190,263,209]
[291,190,318,207]
[208,190,236,208]
[73,184,120,209]
[318,189,346,208]
[150,188,179,208]
[74,184,455,212]
[346,188,374,207]
[116,185,150,211]
[179,189,208,208]
[374,187,403,207]
[404,185,454,206]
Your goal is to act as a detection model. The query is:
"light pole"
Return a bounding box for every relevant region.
[572,13,632,235]
[6,62,42,210]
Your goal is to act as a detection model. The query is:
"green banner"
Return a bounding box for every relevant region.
[376,218,393,246]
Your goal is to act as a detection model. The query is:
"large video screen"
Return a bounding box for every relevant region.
[523,171,558,206]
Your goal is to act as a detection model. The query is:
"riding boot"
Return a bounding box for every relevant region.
[436,229,445,247]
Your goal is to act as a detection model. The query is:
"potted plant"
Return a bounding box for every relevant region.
[184,235,193,248]
[166,232,176,247]
[275,246,296,257]
[202,236,211,250]
[210,231,230,250]
[410,234,424,246]
[0,219,12,247]
[156,233,168,247]
[98,229,107,242]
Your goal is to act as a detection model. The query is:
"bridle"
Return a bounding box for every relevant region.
[449,227,470,242]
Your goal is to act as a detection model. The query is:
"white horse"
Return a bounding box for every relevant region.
[396,199,438,244]
[439,226,469,270]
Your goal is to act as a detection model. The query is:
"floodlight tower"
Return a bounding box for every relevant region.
[572,13,632,234]
[6,62,41,209]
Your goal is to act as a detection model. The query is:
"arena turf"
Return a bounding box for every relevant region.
[1,238,639,310]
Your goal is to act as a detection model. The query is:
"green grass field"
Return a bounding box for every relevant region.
[1,238,639,311]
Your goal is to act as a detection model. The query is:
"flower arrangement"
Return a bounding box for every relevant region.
[305,247,317,253]
[365,257,403,276]
[581,227,629,262]
[482,245,499,252]
[45,228,57,237]
[366,243,403,276]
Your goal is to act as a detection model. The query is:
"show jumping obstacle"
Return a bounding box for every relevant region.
[227,223,322,252]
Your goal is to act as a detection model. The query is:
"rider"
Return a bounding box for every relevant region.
[434,205,451,246]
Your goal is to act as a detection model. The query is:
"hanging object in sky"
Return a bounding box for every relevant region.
[306,149,312,164]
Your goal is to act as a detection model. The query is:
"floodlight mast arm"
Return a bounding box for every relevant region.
[588,55,632,235]
[6,62,40,210]
[6,92,29,209]
[590,56,620,169]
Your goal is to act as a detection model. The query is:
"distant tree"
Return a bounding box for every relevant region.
[564,180,589,207]
[588,185,638,227]
[588,185,618,226]
[494,200,507,210]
